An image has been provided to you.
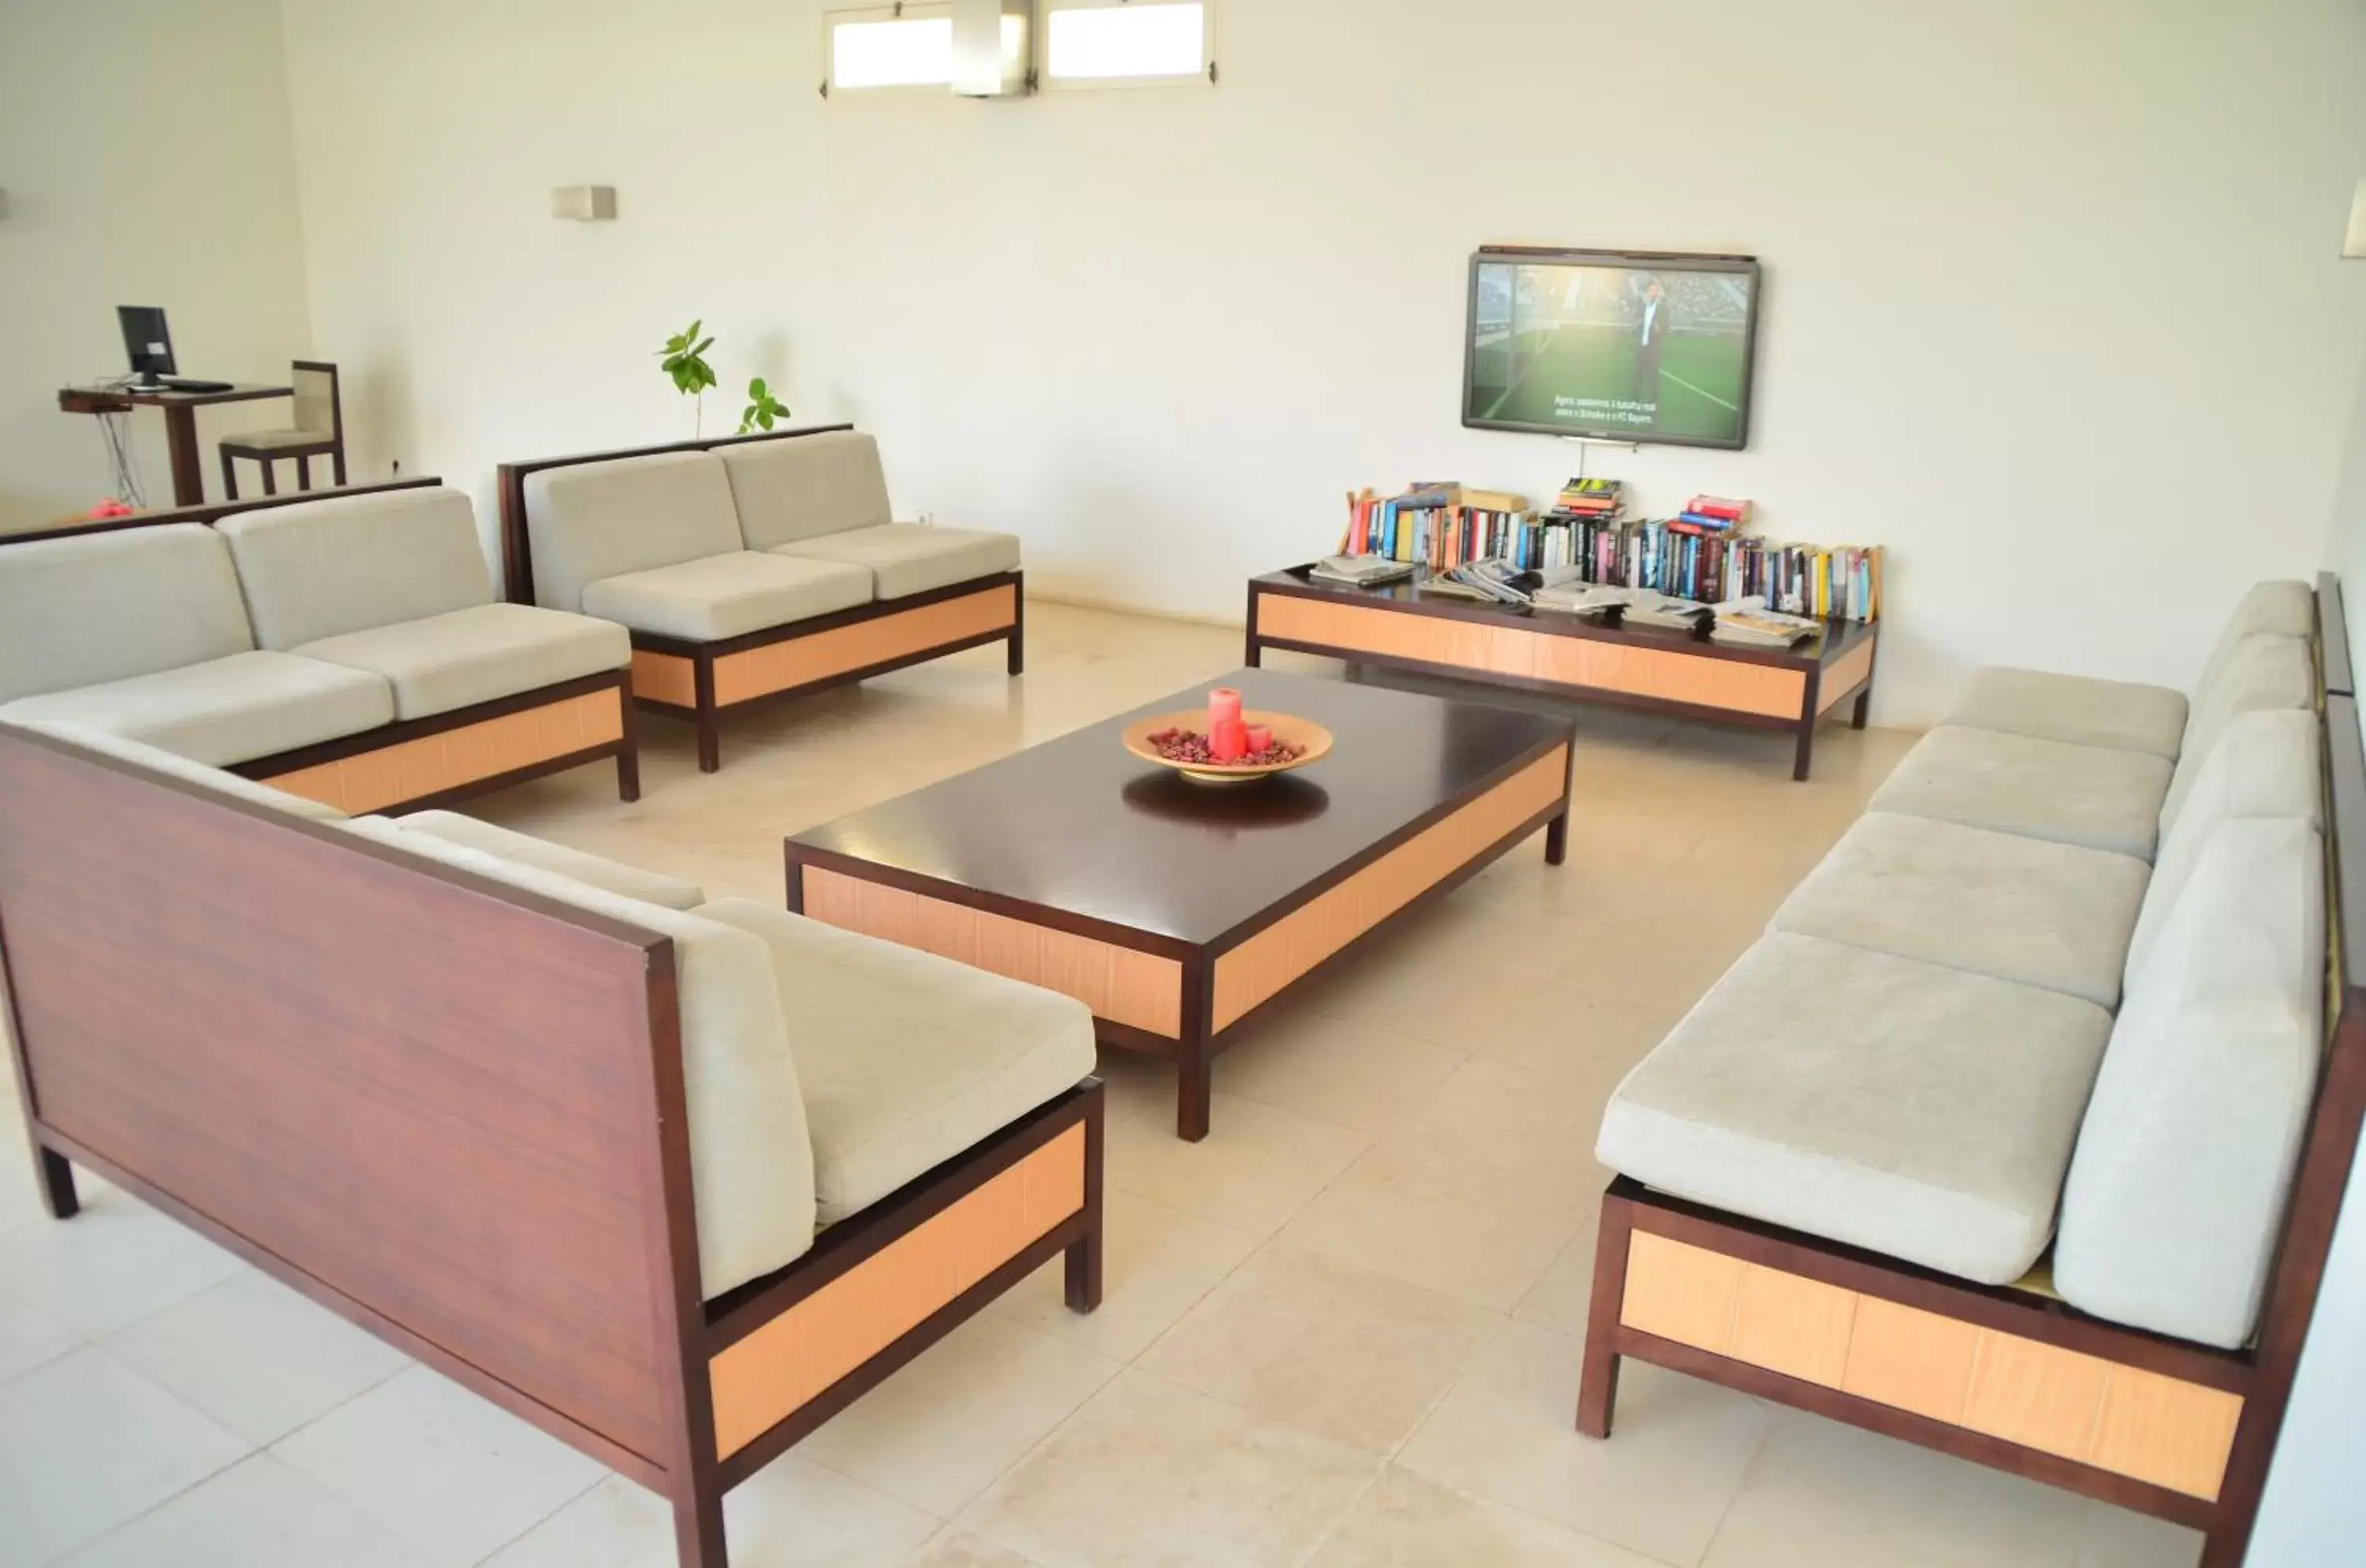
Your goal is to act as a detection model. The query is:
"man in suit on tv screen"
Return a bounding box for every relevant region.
[1630,275,1670,413]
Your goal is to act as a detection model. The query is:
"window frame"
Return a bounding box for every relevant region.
[1036,0,1215,92]
[823,1,957,98]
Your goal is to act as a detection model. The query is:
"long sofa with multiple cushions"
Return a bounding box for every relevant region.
[0,480,639,814]
[1580,577,2362,1568]
[498,426,1023,772]
[0,721,1103,1568]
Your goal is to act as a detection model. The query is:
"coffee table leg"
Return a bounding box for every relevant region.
[1545,811,1569,866]
[1177,1034,1213,1142]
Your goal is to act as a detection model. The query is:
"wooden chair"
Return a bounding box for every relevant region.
[219,360,346,498]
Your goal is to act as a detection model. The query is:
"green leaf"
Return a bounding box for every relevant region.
[748,377,767,398]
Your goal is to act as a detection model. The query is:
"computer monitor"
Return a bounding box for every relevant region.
[118,305,176,388]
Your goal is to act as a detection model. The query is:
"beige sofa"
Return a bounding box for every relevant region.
[502,428,1023,772]
[1,720,1103,1568]
[0,481,638,814]
[1579,579,2340,1566]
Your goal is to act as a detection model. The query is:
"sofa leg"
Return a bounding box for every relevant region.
[1065,1085,1105,1312]
[696,711,722,775]
[36,1147,79,1220]
[1576,1189,1635,1439]
[1006,629,1024,678]
[672,1488,730,1568]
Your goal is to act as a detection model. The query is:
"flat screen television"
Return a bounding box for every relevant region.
[1462,248,1760,450]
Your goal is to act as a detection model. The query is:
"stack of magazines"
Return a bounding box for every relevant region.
[1308,554,1415,588]
[1710,595,1822,648]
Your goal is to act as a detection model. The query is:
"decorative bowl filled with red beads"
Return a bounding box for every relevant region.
[1121,689,1334,785]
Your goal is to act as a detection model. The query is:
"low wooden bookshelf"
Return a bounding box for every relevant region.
[1245,566,1879,781]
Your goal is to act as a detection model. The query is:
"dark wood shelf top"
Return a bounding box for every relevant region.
[1252,565,1878,670]
[58,382,293,412]
[786,668,1572,948]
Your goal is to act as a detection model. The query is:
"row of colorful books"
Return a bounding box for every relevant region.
[1340,484,1532,573]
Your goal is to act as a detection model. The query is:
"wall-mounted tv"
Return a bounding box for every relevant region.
[1462,247,1761,450]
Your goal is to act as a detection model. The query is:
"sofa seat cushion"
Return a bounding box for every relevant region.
[772,524,1019,600]
[1867,726,2173,861]
[700,899,1095,1226]
[0,523,254,705]
[580,551,873,642]
[1768,812,2150,1010]
[337,819,816,1299]
[292,603,630,720]
[4,719,345,823]
[0,651,394,767]
[2054,819,2325,1349]
[385,811,704,909]
[217,487,495,648]
[1939,667,2187,760]
[719,431,894,549]
[1597,933,2113,1284]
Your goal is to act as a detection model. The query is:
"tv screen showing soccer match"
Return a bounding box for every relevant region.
[1462,248,1761,450]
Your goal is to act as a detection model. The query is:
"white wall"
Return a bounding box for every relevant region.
[0,0,314,532]
[277,0,2366,721]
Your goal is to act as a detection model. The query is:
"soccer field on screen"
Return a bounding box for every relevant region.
[1471,323,1746,442]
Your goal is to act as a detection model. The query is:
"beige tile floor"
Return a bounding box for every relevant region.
[0,602,2204,1568]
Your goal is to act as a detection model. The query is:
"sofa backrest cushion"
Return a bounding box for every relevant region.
[2193,581,2312,704]
[338,815,818,1298]
[2129,707,2323,984]
[522,451,745,614]
[372,809,706,910]
[3,719,345,823]
[2161,635,2316,830]
[0,524,253,704]
[718,431,893,550]
[217,487,494,649]
[2054,817,2325,1349]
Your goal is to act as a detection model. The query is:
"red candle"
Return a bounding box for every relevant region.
[1245,724,1272,755]
[1207,687,1242,726]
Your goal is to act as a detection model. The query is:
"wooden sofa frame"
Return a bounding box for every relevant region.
[496,427,1024,774]
[1576,573,2365,1568]
[0,726,1104,1568]
[2,478,641,813]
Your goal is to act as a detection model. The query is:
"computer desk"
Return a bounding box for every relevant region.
[58,382,294,507]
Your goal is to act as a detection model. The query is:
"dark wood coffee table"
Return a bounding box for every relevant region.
[784,669,1575,1140]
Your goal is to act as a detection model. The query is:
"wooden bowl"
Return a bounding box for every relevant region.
[1121,709,1334,785]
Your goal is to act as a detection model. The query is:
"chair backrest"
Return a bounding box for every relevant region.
[216,485,494,648]
[521,450,745,613]
[2054,816,2327,1348]
[718,429,893,549]
[0,523,254,704]
[292,360,340,439]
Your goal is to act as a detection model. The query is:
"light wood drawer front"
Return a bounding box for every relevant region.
[260,689,622,814]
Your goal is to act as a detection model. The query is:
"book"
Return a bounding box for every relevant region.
[1308,554,1415,588]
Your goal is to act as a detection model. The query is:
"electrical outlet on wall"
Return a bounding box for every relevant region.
[916,510,935,526]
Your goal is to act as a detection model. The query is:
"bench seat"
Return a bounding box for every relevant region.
[580,551,874,642]
[1768,811,2149,1010]
[294,602,629,721]
[0,649,394,767]
[1597,931,2113,1284]
[1866,726,2173,860]
[703,899,1097,1225]
[774,523,1021,601]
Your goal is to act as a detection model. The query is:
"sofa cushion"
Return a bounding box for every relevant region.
[2193,581,2313,703]
[1597,933,2112,1284]
[2129,707,2323,984]
[216,487,495,648]
[1866,726,2174,861]
[1767,812,2149,1010]
[1938,667,2187,760]
[0,651,394,767]
[772,523,1020,601]
[524,451,747,614]
[700,898,1096,1225]
[3,719,345,823]
[0,524,253,704]
[2163,635,2316,831]
[293,603,630,720]
[719,431,894,549]
[580,551,872,642]
[336,818,815,1298]
[2054,819,2325,1349]
[380,811,706,909]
